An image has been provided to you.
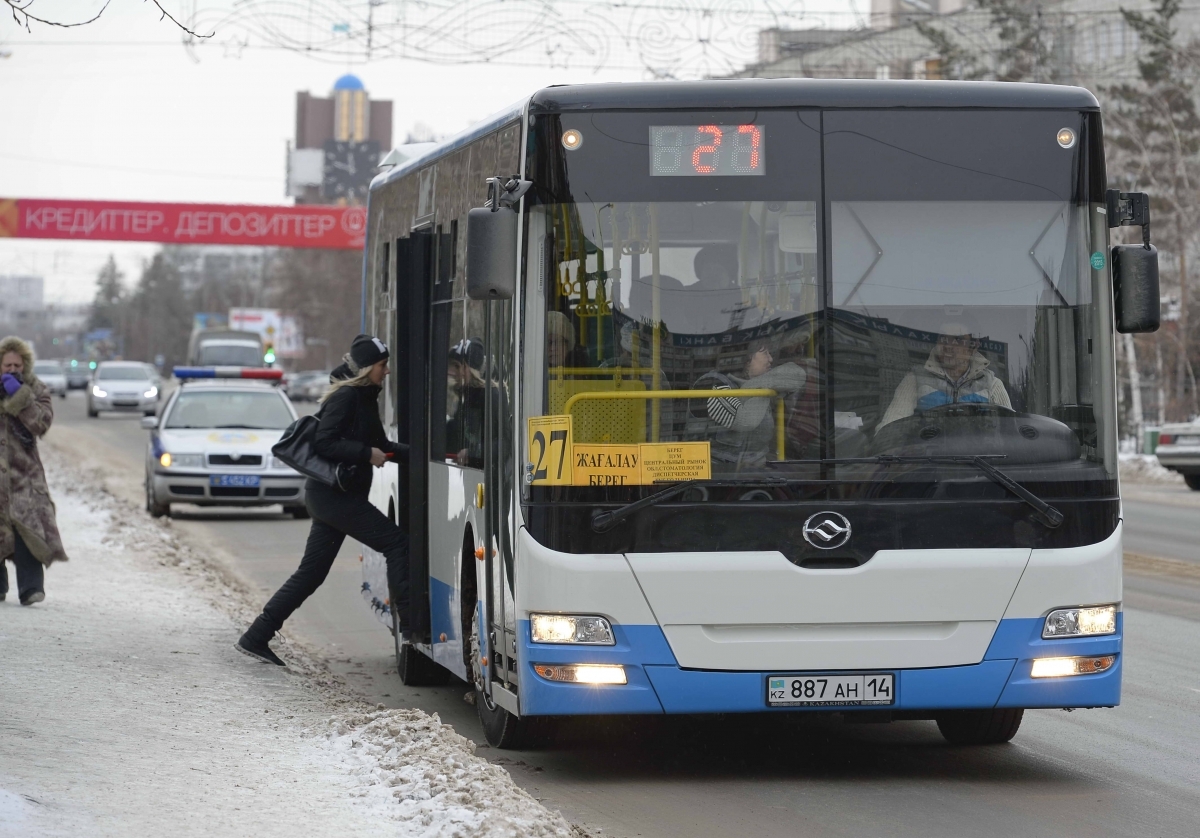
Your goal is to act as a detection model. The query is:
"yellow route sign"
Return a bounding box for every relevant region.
[526,415,573,485]
[639,441,711,483]
[573,444,641,486]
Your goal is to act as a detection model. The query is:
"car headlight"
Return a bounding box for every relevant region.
[92,386,108,397]
[160,453,203,469]
[1042,605,1117,638]
[270,456,295,471]
[144,386,158,398]
[530,613,615,645]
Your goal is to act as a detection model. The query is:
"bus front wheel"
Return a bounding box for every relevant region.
[935,708,1023,745]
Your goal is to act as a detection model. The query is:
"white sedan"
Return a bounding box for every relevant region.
[33,360,68,399]
[143,378,306,518]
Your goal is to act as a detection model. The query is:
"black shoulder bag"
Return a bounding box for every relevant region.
[272,409,357,491]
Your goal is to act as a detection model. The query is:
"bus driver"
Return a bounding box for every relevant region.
[877,321,1012,429]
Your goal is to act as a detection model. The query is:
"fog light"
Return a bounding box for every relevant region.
[1031,655,1116,678]
[530,613,615,645]
[1043,605,1117,638]
[534,663,626,684]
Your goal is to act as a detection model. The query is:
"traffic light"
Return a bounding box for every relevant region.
[88,361,97,370]
[263,342,276,365]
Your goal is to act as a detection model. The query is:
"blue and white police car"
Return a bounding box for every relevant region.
[143,367,307,518]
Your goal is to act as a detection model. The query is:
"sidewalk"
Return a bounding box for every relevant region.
[0,449,582,838]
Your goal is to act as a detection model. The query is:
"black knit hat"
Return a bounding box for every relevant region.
[349,334,389,369]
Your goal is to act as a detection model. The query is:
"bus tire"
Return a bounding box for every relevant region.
[935,708,1023,745]
[475,686,529,749]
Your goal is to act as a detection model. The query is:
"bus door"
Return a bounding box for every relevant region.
[481,295,518,697]
[395,228,434,642]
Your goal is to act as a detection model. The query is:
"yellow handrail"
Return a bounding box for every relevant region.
[561,389,786,461]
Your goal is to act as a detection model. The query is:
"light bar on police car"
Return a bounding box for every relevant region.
[172,366,284,380]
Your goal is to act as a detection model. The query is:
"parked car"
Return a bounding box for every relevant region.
[32,360,68,399]
[1155,422,1200,490]
[143,374,306,518]
[289,370,330,402]
[87,361,159,417]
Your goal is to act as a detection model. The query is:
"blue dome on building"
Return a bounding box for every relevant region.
[333,74,364,91]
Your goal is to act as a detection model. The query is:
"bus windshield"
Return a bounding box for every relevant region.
[522,108,1114,502]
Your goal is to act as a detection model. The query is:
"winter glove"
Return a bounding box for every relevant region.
[1,374,21,396]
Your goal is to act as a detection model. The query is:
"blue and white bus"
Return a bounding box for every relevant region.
[358,80,1159,748]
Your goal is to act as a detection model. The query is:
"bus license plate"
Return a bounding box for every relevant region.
[210,475,261,487]
[767,674,894,707]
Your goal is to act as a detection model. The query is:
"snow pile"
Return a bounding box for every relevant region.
[318,709,580,838]
[7,445,590,837]
[1119,453,1185,485]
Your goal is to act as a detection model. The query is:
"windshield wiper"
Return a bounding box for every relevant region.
[212,424,276,429]
[590,477,791,533]
[768,455,1063,528]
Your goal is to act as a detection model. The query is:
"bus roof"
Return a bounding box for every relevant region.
[528,79,1099,113]
[370,79,1097,193]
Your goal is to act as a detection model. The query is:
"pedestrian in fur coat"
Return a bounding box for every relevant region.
[0,335,67,605]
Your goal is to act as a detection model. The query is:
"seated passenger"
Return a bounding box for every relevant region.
[684,245,749,334]
[878,321,1012,429]
[689,339,807,470]
[547,311,590,369]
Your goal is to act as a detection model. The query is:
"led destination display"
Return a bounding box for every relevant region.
[649,124,765,177]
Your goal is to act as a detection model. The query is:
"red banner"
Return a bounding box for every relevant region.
[0,198,365,250]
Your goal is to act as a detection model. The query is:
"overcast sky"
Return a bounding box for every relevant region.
[0,0,855,304]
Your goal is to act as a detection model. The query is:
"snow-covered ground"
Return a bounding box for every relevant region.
[0,448,585,838]
[1118,452,1186,485]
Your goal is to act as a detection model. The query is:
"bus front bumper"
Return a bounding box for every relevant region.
[517,616,1122,716]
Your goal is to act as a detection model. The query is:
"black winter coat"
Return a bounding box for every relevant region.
[313,383,407,495]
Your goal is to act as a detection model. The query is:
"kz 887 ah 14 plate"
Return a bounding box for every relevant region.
[767,673,894,707]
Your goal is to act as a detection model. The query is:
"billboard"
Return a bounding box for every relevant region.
[229,308,306,359]
[0,198,365,250]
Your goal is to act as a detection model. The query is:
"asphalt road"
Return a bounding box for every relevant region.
[46,390,1200,838]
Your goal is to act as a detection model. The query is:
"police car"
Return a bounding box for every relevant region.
[142,367,307,518]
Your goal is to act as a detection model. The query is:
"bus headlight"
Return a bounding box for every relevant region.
[1042,605,1117,638]
[1031,655,1116,678]
[534,663,626,684]
[530,613,615,645]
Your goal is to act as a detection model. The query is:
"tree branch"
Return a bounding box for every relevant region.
[3,0,212,38]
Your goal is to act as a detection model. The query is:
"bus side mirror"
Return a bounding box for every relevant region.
[466,206,517,300]
[1112,244,1159,333]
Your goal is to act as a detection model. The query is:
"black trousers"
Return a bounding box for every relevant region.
[255,480,410,638]
[0,531,45,601]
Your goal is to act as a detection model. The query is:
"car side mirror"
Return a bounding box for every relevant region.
[1112,243,1160,333]
[140,416,159,430]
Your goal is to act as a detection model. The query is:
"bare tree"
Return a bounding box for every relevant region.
[3,0,211,38]
[1106,0,1200,422]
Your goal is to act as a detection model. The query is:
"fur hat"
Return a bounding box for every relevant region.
[0,335,34,378]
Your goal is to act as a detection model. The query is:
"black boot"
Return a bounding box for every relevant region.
[235,615,286,666]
